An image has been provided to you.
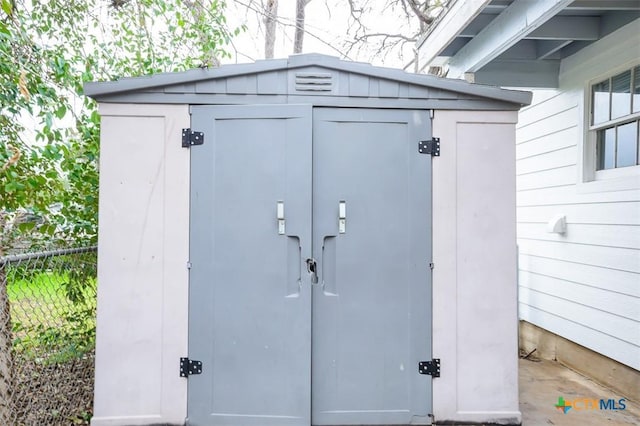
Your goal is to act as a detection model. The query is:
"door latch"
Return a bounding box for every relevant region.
[306,258,318,284]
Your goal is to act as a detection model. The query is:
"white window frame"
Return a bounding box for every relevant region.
[580,60,640,193]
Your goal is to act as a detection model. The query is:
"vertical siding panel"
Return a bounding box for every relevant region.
[257,71,286,94]
[226,75,257,94]
[163,83,196,94]
[93,104,190,424]
[368,78,380,97]
[337,71,350,96]
[195,79,226,93]
[432,110,521,422]
[378,79,399,97]
[397,83,409,98]
[348,73,369,96]
[408,85,431,98]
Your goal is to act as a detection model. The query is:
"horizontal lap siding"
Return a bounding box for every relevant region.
[515,20,640,369]
[517,202,640,225]
[517,165,576,191]
[518,223,640,249]
[516,127,577,160]
[519,255,640,297]
[518,186,640,206]
[517,146,576,175]
[518,240,639,273]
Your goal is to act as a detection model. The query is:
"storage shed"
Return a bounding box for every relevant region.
[85,54,531,426]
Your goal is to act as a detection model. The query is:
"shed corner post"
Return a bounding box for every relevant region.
[431,109,522,425]
[92,103,190,426]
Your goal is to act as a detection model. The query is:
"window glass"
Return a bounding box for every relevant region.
[592,65,640,173]
[597,128,616,170]
[611,70,631,119]
[633,65,640,113]
[616,121,638,168]
[592,79,610,124]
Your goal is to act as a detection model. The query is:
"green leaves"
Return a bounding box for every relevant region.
[1,0,12,17]
[54,104,66,119]
[1,0,240,252]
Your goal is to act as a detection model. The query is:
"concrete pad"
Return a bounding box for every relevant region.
[519,358,640,425]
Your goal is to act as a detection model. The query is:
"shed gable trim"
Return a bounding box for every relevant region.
[84,54,532,107]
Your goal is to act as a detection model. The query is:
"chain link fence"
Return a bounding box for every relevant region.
[0,246,97,425]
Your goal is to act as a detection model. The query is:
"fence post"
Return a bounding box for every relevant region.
[0,262,13,424]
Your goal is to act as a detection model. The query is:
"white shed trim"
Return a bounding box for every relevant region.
[92,103,190,426]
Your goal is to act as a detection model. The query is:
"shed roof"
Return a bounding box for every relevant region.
[84,53,531,110]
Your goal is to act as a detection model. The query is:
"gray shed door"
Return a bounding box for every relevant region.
[188,105,432,426]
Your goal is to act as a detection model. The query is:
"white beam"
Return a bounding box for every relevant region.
[472,0,640,12]
[475,59,560,88]
[459,16,600,40]
[568,1,640,10]
[447,0,573,78]
[416,0,492,71]
[536,40,573,59]
[496,39,538,60]
[529,16,600,40]
[459,14,496,37]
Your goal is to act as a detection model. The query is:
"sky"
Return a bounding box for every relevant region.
[222,0,428,70]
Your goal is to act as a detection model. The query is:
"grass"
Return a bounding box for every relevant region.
[9,272,70,327]
[7,269,97,363]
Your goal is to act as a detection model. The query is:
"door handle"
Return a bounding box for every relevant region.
[338,200,346,234]
[286,237,302,297]
[321,236,337,295]
[276,200,285,235]
[315,201,345,294]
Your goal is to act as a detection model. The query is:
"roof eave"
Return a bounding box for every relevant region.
[416,0,492,70]
[84,53,532,108]
[83,59,290,97]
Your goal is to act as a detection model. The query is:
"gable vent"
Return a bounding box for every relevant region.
[295,72,333,92]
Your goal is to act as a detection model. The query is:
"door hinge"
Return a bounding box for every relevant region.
[418,359,440,377]
[180,357,203,377]
[418,138,440,156]
[182,128,204,148]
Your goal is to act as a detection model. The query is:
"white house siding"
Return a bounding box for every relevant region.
[516,20,640,370]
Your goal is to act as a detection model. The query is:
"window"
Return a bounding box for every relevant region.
[591,65,640,171]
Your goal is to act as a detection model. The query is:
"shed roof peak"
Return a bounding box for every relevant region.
[84,53,531,108]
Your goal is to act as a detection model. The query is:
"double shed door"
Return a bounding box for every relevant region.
[188,105,433,426]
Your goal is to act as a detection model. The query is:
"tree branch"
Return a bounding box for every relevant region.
[353,32,417,43]
[405,0,433,26]
[293,0,310,54]
[263,0,278,58]
[232,0,352,59]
